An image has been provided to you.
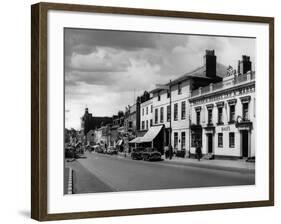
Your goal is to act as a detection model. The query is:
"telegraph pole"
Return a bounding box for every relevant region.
[169,79,172,160]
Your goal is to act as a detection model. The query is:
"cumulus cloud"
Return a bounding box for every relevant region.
[65,28,256,129]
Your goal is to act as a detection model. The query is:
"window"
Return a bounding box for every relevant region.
[191,132,202,147]
[196,110,200,125]
[218,107,223,124]
[146,120,148,130]
[229,132,235,148]
[151,105,153,113]
[218,133,223,147]
[181,132,186,150]
[142,108,144,116]
[207,109,213,124]
[178,83,182,94]
[155,108,158,124]
[243,103,249,120]
[160,107,164,123]
[174,132,178,149]
[181,101,186,120]
[129,121,132,128]
[142,121,145,130]
[167,90,170,98]
[158,93,161,101]
[229,105,235,123]
[150,119,153,127]
[174,103,178,121]
[146,107,148,115]
[167,105,171,122]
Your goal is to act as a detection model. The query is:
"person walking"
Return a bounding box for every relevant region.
[196,146,202,161]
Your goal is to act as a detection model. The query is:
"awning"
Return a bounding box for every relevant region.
[141,125,163,142]
[129,137,143,144]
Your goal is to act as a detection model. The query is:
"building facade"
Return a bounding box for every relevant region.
[149,50,223,155]
[140,97,153,132]
[189,56,255,159]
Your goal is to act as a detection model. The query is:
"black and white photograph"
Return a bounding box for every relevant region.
[64,28,256,194]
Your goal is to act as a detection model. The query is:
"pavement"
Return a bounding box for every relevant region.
[115,152,255,173]
[65,151,255,194]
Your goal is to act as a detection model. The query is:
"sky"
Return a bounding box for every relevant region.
[65,28,256,129]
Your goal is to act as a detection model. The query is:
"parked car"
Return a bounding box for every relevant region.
[107,146,118,155]
[131,147,145,160]
[91,145,104,153]
[65,146,79,159]
[141,148,162,161]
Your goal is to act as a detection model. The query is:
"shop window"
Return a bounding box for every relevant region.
[181,132,186,150]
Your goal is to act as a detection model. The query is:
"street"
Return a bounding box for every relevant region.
[66,151,255,194]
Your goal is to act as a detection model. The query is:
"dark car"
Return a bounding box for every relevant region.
[65,146,79,159]
[131,147,145,160]
[107,146,118,155]
[141,148,162,161]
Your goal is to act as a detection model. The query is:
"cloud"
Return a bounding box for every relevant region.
[64,29,256,129]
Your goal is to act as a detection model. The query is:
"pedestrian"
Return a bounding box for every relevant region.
[196,147,202,161]
[169,145,173,160]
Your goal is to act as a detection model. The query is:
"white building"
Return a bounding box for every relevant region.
[189,56,255,159]
[149,50,225,155]
[140,98,153,131]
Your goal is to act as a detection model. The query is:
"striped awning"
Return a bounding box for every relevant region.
[129,125,163,144]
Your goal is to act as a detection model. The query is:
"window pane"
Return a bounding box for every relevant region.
[181,101,186,119]
[160,107,164,123]
[229,132,235,148]
[174,103,178,121]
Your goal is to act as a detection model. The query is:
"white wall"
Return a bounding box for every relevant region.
[0,0,280,224]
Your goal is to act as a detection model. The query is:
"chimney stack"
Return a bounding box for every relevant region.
[238,55,252,75]
[204,50,216,78]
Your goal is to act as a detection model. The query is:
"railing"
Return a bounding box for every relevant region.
[191,72,255,97]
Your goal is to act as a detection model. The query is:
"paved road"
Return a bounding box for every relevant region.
[66,151,255,194]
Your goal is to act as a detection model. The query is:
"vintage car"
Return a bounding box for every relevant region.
[107,146,118,155]
[141,147,162,161]
[131,147,145,160]
[65,146,79,159]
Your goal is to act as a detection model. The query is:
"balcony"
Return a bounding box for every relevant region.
[191,72,255,98]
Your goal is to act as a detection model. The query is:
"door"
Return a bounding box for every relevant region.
[207,134,213,153]
[242,131,248,157]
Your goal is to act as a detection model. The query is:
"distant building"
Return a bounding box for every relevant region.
[86,130,95,145]
[139,91,153,132]
[80,107,112,136]
[189,55,255,159]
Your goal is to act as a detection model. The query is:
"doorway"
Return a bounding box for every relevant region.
[207,134,213,153]
[241,131,249,157]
